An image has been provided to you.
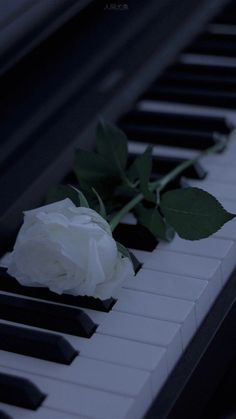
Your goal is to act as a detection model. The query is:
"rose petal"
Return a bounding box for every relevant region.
[1,199,135,298]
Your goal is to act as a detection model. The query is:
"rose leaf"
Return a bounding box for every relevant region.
[135,204,175,241]
[46,185,80,206]
[92,187,107,219]
[74,149,116,183]
[69,185,90,208]
[96,120,128,176]
[160,187,235,240]
[128,147,156,202]
[116,242,132,260]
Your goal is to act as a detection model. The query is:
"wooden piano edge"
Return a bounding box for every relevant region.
[145,267,236,419]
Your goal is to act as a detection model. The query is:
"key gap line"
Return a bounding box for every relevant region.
[0,362,137,401]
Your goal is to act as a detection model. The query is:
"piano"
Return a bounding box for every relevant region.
[1,0,236,417]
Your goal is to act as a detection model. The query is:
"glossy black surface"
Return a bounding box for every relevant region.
[144,84,236,109]
[188,31,236,57]
[129,153,207,179]
[0,372,46,410]
[0,268,115,312]
[121,122,223,149]
[0,411,12,419]
[129,251,143,274]
[120,109,233,134]
[114,223,158,251]
[0,322,78,364]
[214,0,236,23]
[162,70,236,91]
[0,293,97,338]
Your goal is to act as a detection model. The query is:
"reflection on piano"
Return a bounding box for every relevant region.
[1,0,236,418]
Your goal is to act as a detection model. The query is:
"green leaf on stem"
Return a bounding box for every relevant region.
[128,147,156,202]
[92,187,107,219]
[116,242,132,260]
[135,204,175,241]
[96,120,128,177]
[74,149,116,183]
[46,185,80,206]
[160,187,235,240]
[69,185,90,208]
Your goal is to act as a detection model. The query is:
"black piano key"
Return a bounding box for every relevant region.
[0,372,46,410]
[163,64,236,92]
[0,323,78,365]
[168,62,236,78]
[151,155,207,180]
[214,1,236,24]
[0,411,12,419]
[113,223,158,251]
[120,108,233,134]
[129,153,206,179]
[128,155,189,191]
[215,15,236,25]
[129,251,142,274]
[144,85,236,109]
[161,72,236,92]
[121,122,224,150]
[0,268,115,312]
[0,294,97,338]
[188,32,236,57]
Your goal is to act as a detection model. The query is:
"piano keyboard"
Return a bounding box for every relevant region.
[1,1,236,418]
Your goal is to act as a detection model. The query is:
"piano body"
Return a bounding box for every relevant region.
[1,0,236,418]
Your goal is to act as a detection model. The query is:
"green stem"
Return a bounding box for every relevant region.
[150,140,225,193]
[109,139,226,231]
[110,192,143,231]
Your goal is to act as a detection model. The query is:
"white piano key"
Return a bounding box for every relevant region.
[201,148,236,169]
[215,221,236,240]
[180,53,236,68]
[0,403,83,419]
[138,100,236,125]
[128,135,236,168]
[79,332,165,367]
[132,249,222,303]
[124,269,210,325]
[66,333,168,393]
[0,366,135,419]
[115,288,196,348]
[186,179,236,202]
[0,318,168,397]
[78,334,168,394]
[121,212,137,224]
[1,307,179,380]
[201,147,234,167]
[128,140,197,160]
[127,117,236,204]
[134,104,236,144]
[159,236,236,283]
[0,352,152,413]
[83,310,182,372]
[210,199,236,241]
[219,200,236,215]
[204,163,236,184]
[202,153,236,167]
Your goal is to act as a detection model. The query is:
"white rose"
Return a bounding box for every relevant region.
[2,199,134,299]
